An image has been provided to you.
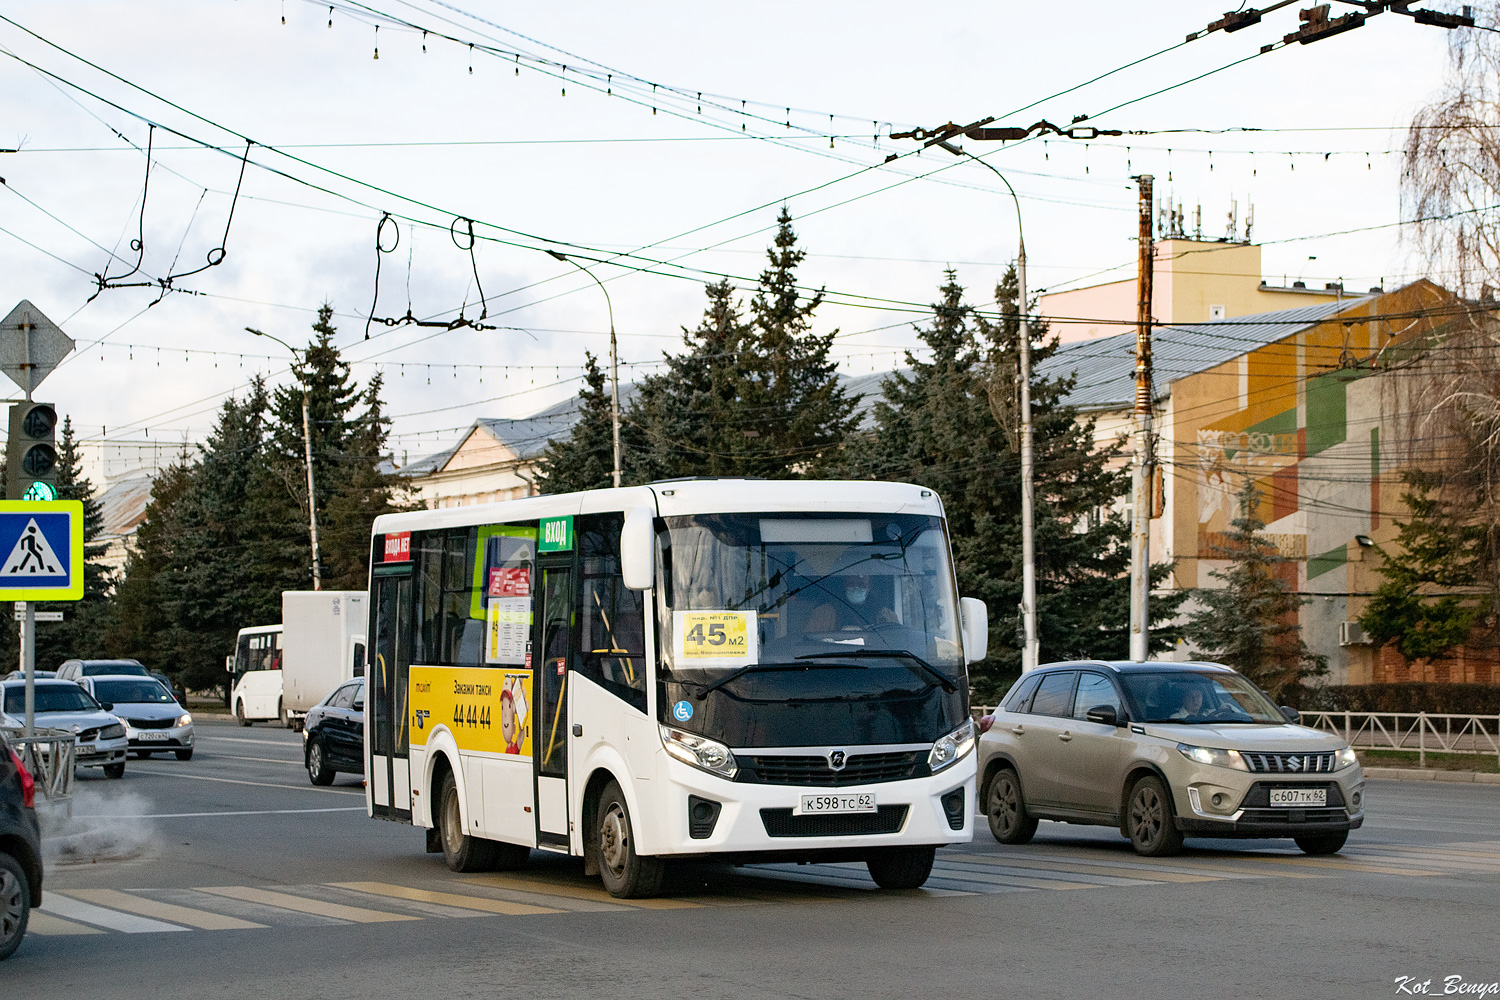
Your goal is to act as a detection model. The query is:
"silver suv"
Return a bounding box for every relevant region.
[977,661,1364,856]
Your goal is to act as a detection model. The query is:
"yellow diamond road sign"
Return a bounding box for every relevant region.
[0,500,83,601]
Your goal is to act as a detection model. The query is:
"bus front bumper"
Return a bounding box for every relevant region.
[647,754,976,857]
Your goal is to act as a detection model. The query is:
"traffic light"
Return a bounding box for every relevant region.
[6,402,58,501]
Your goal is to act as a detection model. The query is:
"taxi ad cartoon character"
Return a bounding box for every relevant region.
[500,673,531,755]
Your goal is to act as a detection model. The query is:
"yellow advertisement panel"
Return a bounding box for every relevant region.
[410,665,532,757]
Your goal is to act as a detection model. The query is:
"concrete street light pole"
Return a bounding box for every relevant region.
[548,252,621,488]
[940,144,1038,672]
[248,328,322,590]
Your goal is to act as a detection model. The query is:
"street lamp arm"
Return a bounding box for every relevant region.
[245,325,299,361]
[545,251,623,489]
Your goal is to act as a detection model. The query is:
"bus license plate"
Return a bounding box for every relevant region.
[138,732,170,742]
[1269,788,1326,807]
[796,793,876,815]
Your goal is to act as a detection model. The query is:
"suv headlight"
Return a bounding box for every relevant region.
[1335,745,1358,770]
[659,725,738,779]
[1176,743,1248,771]
[176,714,192,727]
[929,719,976,773]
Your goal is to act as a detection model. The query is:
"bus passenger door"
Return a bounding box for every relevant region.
[533,562,573,850]
[369,567,413,820]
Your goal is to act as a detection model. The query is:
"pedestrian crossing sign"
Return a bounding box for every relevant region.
[0,500,82,601]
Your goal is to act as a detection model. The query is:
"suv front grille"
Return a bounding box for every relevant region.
[742,752,920,787]
[759,806,909,838]
[1239,751,1336,774]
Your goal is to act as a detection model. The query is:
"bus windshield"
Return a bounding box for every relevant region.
[657,512,963,684]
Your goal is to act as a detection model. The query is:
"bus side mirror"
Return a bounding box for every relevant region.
[960,597,989,664]
[225,655,234,674]
[621,506,655,591]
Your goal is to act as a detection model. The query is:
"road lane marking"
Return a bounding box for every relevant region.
[463,873,704,909]
[62,889,265,930]
[74,807,366,819]
[332,881,564,916]
[201,755,305,765]
[1219,855,1437,876]
[40,895,189,933]
[25,911,104,935]
[194,886,418,923]
[127,770,364,795]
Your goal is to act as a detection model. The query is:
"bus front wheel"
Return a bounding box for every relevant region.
[596,781,663,899]
[866,846,936,890]
[437,772,497,873]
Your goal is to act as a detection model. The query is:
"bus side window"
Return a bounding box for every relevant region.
[576,513,647,713]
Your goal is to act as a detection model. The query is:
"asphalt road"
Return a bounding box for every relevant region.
[6,718,1499,1000]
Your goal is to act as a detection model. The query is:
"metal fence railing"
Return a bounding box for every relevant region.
[1298,712,1500,770]
[1,726,76,810]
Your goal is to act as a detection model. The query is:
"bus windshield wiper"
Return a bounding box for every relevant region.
[795,649,957,693]
[695,661,851,696]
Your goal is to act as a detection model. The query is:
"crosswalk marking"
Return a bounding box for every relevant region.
[195,886,419,923]
[945,854,1219,884]
[462,873,704,909]
[62,889,265,930]
[40,895,190,934]
[24,839,1500,940]
[25,911,104,936]
[332,881,564,916]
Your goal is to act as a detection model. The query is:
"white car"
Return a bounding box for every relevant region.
[80,675,194,761]
[0,679,129,778]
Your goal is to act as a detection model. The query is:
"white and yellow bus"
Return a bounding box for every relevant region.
[363,479,987,896]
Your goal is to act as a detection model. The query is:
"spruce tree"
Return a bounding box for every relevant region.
[537,352,621,493]
[1358,471,1484,661]
[627,211,855,480]
[1183,479,1326,701]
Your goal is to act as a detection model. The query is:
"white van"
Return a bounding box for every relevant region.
[227,624,284,726]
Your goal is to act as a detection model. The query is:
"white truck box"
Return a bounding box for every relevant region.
[281,590,368,721]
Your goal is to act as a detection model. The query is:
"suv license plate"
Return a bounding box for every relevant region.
[795,793,876,815]
[1270,788,1326,807]
[138,732,170,742]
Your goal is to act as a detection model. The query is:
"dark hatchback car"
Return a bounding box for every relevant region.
[303,677,364,786]
[0,731,43,961]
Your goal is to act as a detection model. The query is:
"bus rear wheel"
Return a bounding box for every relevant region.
[596,781,663,899]
[437,772,497,873]
[866,846,936,890]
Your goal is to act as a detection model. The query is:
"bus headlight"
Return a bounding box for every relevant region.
[928,719,975,773]
[660,725,738,780]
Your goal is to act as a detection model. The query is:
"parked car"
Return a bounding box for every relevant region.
[303,677,364,785]
[79,676,194,761]
[977,660,1365,857]
[1,671,55,681]
[0,730,42,961]
[0,679,128,778]
[56,659,151,682]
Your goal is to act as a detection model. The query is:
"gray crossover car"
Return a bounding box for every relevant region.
[977,661,1364,856]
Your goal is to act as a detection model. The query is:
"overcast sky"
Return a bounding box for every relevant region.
[0,0,1462,475]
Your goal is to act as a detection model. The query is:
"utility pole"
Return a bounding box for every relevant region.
[1129,174,1155,662]
[302,394,323,591]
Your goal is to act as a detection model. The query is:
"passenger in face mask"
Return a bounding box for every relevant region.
[804,574,896,633]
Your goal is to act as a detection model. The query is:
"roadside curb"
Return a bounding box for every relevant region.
[1364,766,1500,784]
